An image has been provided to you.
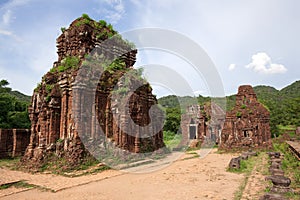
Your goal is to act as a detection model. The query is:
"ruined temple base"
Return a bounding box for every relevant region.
[20,138,96,172]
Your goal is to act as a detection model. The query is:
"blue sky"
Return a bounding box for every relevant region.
[0,0,299,97]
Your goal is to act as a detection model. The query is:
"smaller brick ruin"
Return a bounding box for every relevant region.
[0,129,30,158]
[181,102,225,145]
[220,85,272,149]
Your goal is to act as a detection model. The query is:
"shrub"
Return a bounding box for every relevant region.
[45,84,54,93]
[54,56,80,73]
[64,56,80,69]
[60,27,66,33]
[35,83,42,92]
[99,20,107,27]
[57,65,65,72]
[81,13,91,20]
[107,24,113,31]
[45,95,51,102]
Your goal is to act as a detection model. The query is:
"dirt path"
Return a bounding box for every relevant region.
[241,153,269,200]
[0,149,244,200]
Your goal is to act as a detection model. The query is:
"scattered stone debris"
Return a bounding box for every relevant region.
[268,152,281,159]
[259,193,288,200]
[266,175,291,193]
[220,85,272,150]
[260,152,294,199]
[228,150,257,170]
[229,156,241,169]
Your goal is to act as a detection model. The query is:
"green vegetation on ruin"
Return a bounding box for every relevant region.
[50,56,81,73]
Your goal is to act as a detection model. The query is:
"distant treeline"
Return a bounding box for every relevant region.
[158,81,300,136]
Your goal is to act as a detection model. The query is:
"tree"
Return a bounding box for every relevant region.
[0,79,31,129]
[0,79,11,93]
[163,107,181,133]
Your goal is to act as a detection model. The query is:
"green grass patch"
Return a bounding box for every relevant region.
[35,153,109,177]
[229,152,264,200]
[0,181,35,190]
[163,131,182,150]
[277,124,297,131]
[182,152,200,160]
[273,141,300,192]
[277,125,297,138]
[228,155,257,174]
[0,157,20,169]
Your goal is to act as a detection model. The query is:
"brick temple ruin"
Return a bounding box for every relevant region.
[181,102,225,145]
[22,16,164,167]
[220,85,272,149]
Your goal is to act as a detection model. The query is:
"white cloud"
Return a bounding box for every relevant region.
[245,52,287,74]
[1,0,32,26]
[94,0,125,24]
[228,64,236,71]
[0,29,12,36]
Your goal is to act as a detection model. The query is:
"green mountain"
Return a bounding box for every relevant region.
[0,80,31,129]
[9,90,31,103]
[279,80,300,99]
[253,81,300,133]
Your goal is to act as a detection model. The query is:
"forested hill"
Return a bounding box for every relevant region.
[0,80,31,129]
[253,81,300,133]
[158,80,300,135]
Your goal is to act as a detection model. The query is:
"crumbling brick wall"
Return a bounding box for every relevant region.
[22,16,164,168]
[0,129,30,158]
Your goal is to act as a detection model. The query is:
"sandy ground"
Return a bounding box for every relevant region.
[0,149,244,200]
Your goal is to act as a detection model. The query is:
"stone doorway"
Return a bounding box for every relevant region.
[189,125,197,139]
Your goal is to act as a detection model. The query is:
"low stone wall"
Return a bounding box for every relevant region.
[0,129,30,158]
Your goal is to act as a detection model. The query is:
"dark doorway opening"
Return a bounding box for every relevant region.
[189,126,196,139]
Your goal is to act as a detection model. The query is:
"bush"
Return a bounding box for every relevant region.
[107,24,113,31]
[51,56,80,73]
[60,27,66,33]
[81,13,91,20]
[163,131,182,149]
[99,20,107,27]
[45,84,54,93]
